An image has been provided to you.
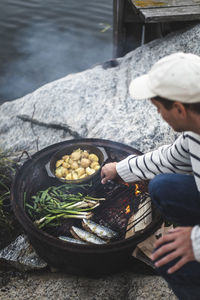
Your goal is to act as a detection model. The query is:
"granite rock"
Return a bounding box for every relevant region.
[0,235,47,271]
[1,24,200,155]
[0,270,177,300]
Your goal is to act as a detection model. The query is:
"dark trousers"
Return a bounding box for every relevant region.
[149,174,200,300]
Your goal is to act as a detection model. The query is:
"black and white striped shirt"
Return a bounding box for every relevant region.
[116,131,200,192]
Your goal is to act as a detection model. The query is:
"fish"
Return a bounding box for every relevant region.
[82,219,118,241]
[70,226,107,245]
[58,236,88,245]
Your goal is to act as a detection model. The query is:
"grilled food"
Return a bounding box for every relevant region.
[70,226,107,244]
[58,236,88,244]
[55,148,100,180]
[82,219,118,241]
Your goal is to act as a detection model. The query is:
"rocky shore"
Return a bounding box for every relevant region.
[0,268,177,300]
[1,23,200,299]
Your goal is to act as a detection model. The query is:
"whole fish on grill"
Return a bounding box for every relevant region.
[82,219,119,241]
[58,236,88,244]
[70,226,107,244]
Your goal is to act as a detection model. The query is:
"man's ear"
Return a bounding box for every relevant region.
[173,102,187,117]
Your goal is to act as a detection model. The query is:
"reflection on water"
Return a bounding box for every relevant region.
[0,0,112,103]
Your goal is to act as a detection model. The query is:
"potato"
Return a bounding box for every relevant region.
[71,161,79,170]
[86,167,96,176]
[76,167,85,177]
[62,162,70,168]
[90,161,99,169]
[60,166,67,176]
[55,148,100,181]
[68,168,73,175]
[62,155,69,162]
[81,151,89,158]
[93,165,100,171]
[56,160,64,168]
[71,151,81,161]
[72,171,78,180]
[62,168,69,177]
[66,173,72,180]
[88,154,99,162]
[80,158,91,168]
[79,174,87,179]
[55,167,63,178]
[68,158,74,165]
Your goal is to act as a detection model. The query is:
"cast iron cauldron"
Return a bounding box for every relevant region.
[11,138,162,276]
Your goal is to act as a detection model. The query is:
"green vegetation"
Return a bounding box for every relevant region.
[0,150,19,248]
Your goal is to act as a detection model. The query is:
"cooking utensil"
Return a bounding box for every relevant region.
[45,143,107,183]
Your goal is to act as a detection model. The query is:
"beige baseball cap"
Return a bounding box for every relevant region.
[129,52,200,103]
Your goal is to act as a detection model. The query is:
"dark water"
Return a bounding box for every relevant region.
[0,0,113,103]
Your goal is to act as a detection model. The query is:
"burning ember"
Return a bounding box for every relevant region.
[122,182,141,196]
[135,184,141,196]
[125,205,131,214]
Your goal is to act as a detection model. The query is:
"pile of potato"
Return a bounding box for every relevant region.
[55,148,100,180]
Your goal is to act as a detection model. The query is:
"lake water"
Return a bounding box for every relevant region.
[0,0,113,103]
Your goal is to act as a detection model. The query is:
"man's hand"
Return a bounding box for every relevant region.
[101,162,117,184]
[151,227,195,274]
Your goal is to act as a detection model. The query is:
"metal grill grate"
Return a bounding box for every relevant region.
[30,174,151,241]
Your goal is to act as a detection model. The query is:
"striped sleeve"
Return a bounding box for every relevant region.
[116,133,192,183]
[185,132,200,191]
[191,226,200,262]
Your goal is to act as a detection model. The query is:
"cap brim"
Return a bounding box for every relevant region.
[129,74,156,100]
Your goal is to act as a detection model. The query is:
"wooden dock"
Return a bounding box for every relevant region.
[113,0,200,57]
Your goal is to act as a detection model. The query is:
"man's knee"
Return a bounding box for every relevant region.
[148,174,176,216]
[148,174,169,201]
[148,173,200,225]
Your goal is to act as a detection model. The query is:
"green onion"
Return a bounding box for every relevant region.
[25,184,105,229]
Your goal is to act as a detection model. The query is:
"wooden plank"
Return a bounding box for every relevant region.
[126,0,144,22]
[139,5,200,22]
[131,0,200,9]
[113,0,127,57]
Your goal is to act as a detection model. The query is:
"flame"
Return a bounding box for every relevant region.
[135,184,141,196]
[125,205,131,214]
[123,182,141,196]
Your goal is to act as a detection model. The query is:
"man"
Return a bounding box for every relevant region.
[101,52,200,299]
